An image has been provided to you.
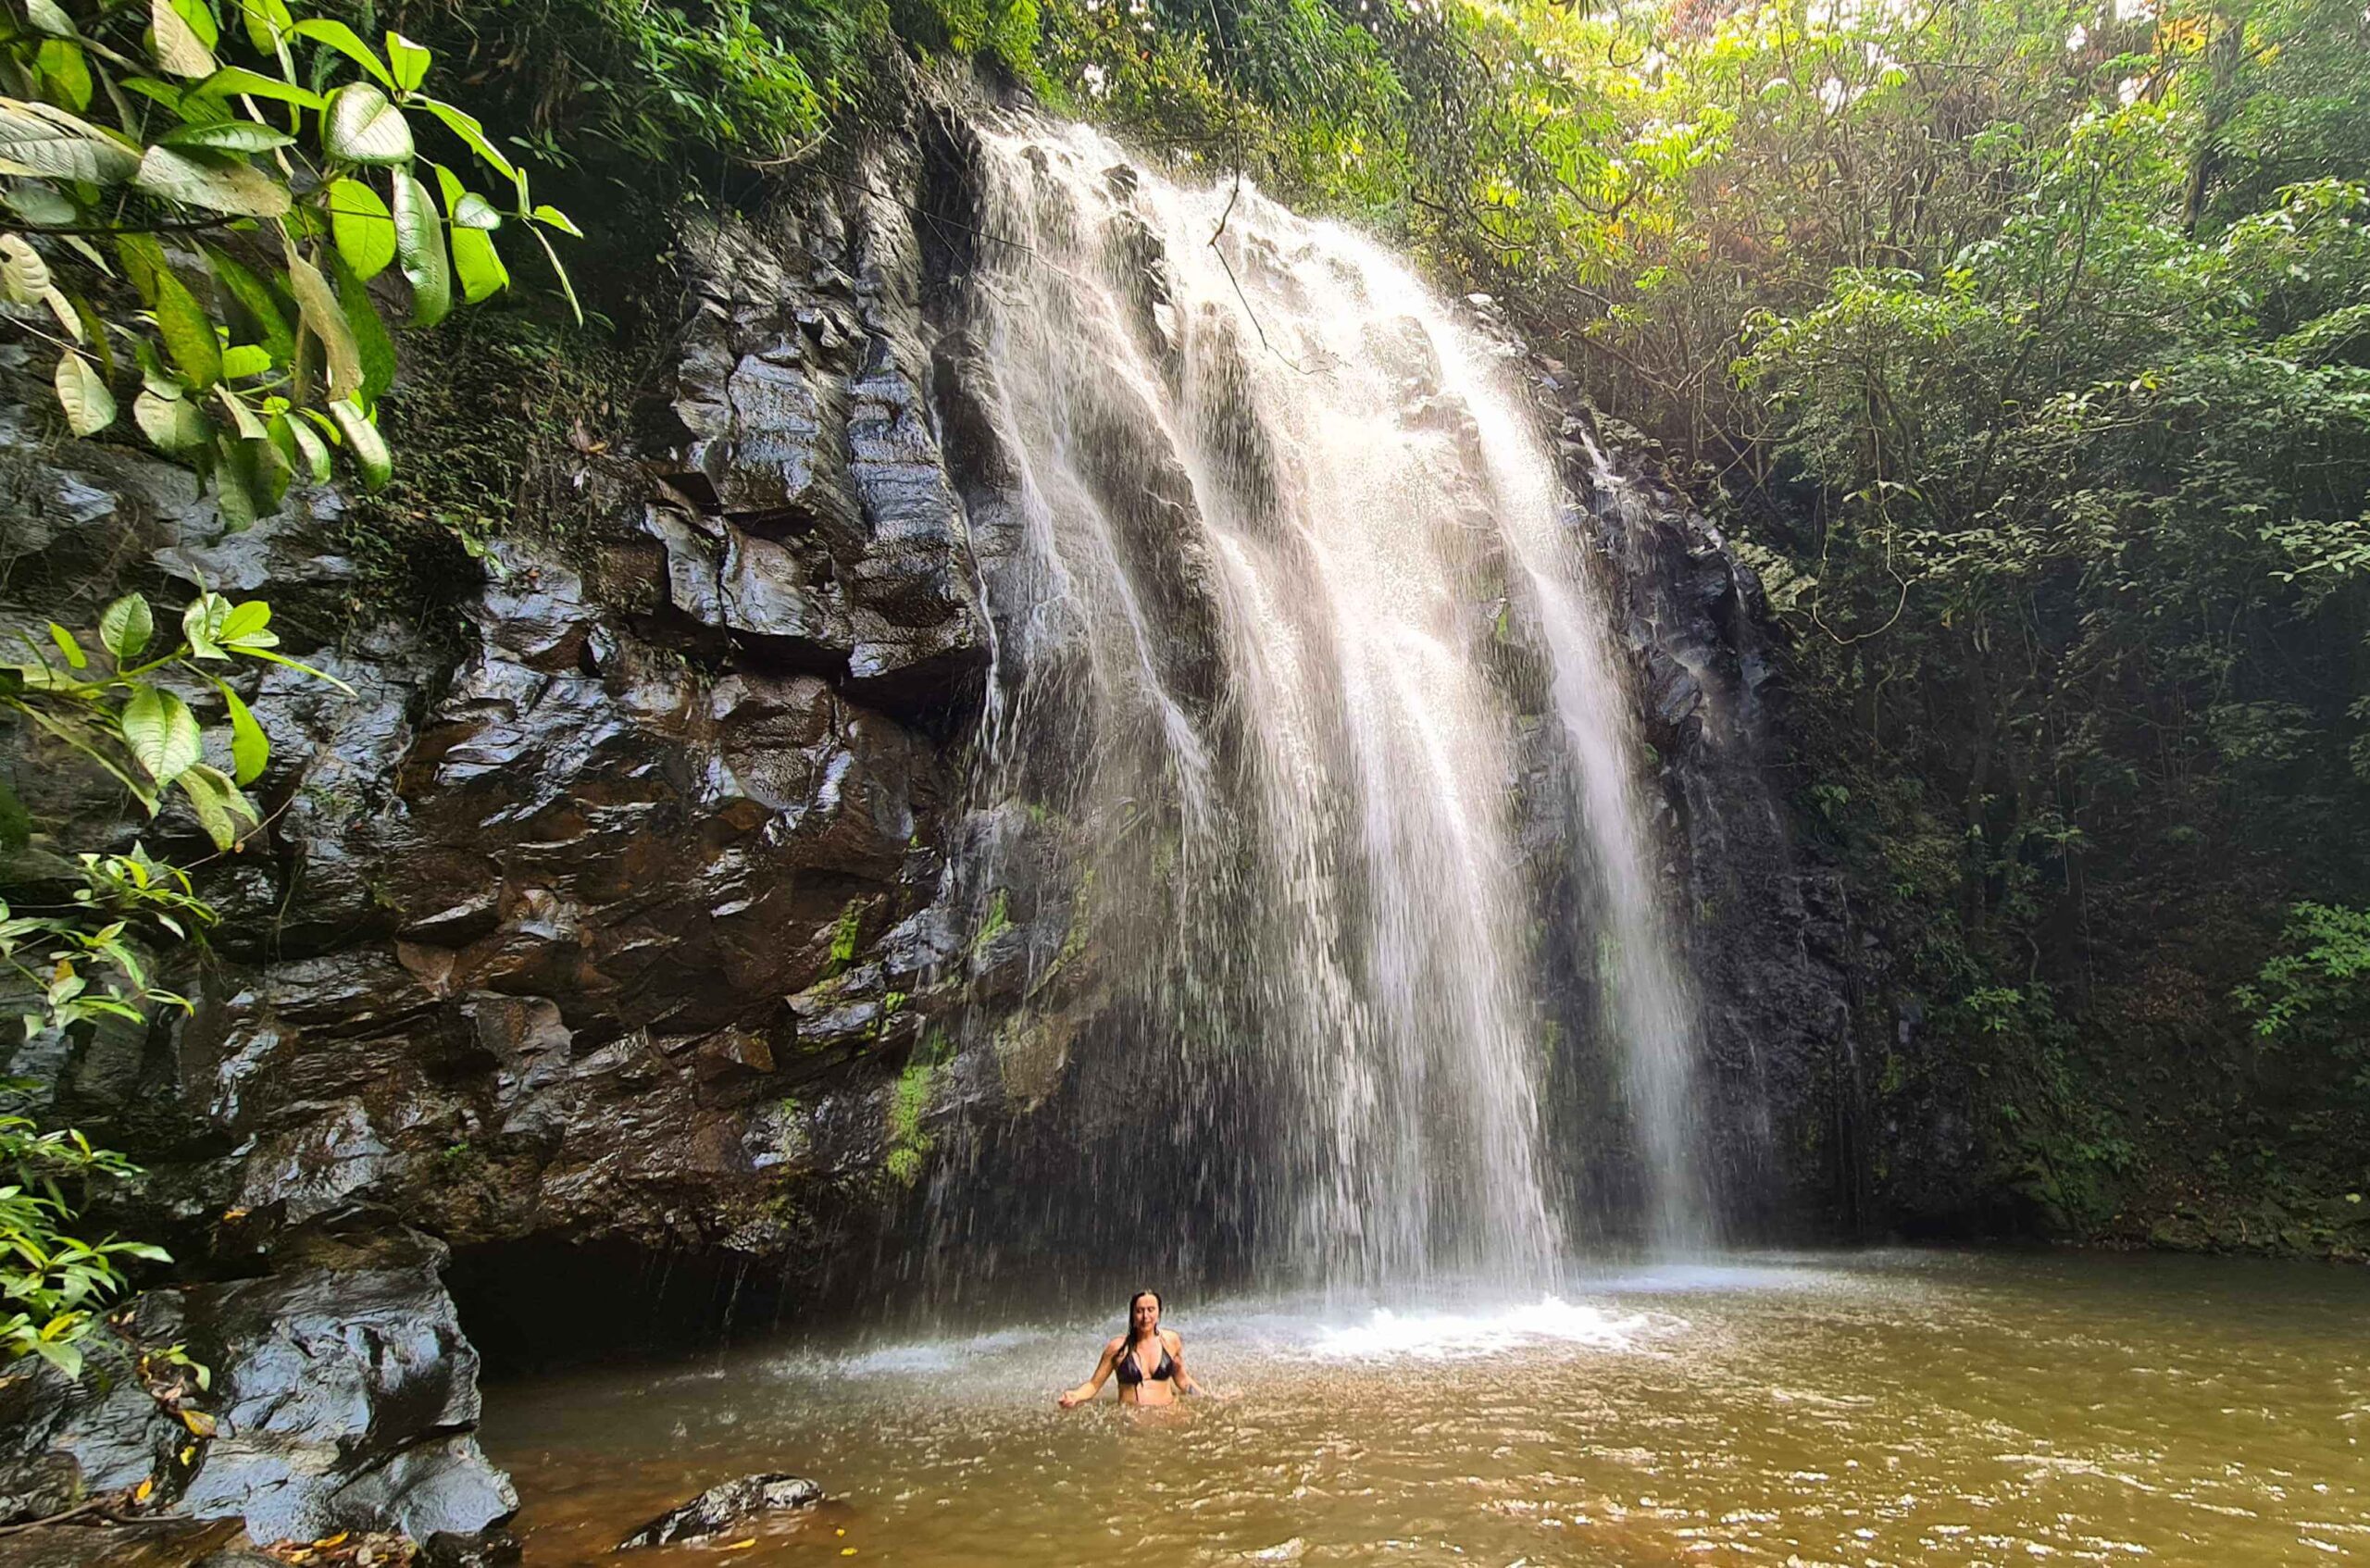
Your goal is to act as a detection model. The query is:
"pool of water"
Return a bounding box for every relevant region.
[480,1250,2370,1565]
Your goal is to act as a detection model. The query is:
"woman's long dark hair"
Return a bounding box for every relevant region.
[1123,1290,1161,1358]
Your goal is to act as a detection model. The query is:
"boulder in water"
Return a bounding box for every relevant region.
[614,1475,821,1549]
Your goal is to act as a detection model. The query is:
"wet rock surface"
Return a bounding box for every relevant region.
[0,1252,509,1547]
[614,1475,821,1549]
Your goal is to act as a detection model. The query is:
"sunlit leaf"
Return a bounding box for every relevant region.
[391,170,449,327]
[54,350,115,437]
[133,145,292,217]
[327,397,389,490]
[133,387,208,454]
[46,622,86,670]
[37,40,93,112]
[99,594,155,663]
[121,686,203,786]
[322,82,413,165]
[417,97,517,182]
[149,0,218,78]
[189,67,322,111]
[385,31,431,93]
[281,245,360,402]
[1,234,52,301]
[0,100,139,184]
[288,19,394,90]
[325,175,396,280]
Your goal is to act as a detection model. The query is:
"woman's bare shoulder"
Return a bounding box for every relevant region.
[1104,1334,1128,1354]
[1162,1328,1184,1350]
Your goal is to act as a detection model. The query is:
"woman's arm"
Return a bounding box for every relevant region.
[1166,1331,1199,1395]
[1057,1338,1122,1408]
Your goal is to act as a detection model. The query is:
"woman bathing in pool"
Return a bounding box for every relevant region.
[1057,1289,1201,1408]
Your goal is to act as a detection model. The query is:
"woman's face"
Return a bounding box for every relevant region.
[1131,1294,1161,1335]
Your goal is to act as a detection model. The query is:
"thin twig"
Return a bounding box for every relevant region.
[0,1498,113,1537]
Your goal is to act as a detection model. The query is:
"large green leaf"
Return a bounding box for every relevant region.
[158,118,294,154]
[211,678,268,785]
[212,439,257,531]
[217,600,272,646]
[151,266,222,390]
[120,686,203,786]
[175,764,256,850]
[281,246,360,402]
[331,253,396,404]
[239,0,293,53]
[0,100,140,183]
[2,234,51,301]
[391,170,449,328]
[24,0,76,37]
[38,39,93,112]
[417,98,516,182]
[133,145,292,217]
[181,591,230,658]
[99,594,155,663]
[270,408,330,483]
[384,31,430,93]
[54,350,115,437]
[149,0,217,78]
[322,83,412,166]
[449,226,507,305]
[325,175,396,280]
[116,232,168,305]
[431,164,508,303]
[132,387,208,454]
[189,67,321,110]
[288,19,394,89]
[327,397,390,491]
[201,244,293,362]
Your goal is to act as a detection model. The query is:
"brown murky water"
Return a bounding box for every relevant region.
[482,1251,2370,1565]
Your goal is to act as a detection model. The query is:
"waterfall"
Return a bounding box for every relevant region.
[929,119,1708,1294]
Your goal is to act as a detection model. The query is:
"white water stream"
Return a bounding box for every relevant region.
[943,121,1708,1283]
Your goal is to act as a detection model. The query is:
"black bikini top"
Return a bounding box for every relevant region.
[1115,1338,1176,1385]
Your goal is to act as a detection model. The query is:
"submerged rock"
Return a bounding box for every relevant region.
[615,1475,822,1549]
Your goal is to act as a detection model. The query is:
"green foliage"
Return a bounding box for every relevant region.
[1,590,339,1375]
[883,1058,934,1186]
[0,0,578,517]
[825,900,865,979]
[5,589,347,850]
[2,848,209,1039]
[0,1101,168,1376]
[2239,903,2370,1092]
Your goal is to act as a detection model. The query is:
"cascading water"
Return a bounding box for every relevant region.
[925,118,1709,1297]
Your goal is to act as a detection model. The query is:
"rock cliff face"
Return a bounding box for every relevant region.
[0,87,1862,1542]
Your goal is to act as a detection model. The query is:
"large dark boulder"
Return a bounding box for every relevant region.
[0,1256,510,1548]
[135,1262,515,1544]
